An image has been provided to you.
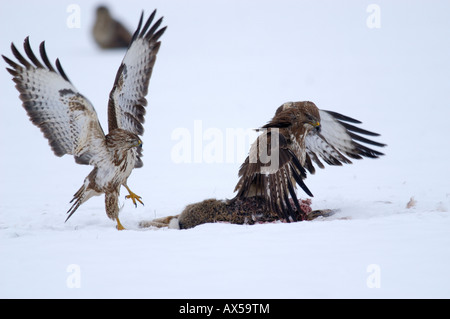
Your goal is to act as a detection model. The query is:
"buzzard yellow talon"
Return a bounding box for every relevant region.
[124,185,144,207]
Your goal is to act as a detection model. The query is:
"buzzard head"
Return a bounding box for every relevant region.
[299,101,321,133]
[126,134,143,150]
[106,129,143,151]
[268,101,321,134]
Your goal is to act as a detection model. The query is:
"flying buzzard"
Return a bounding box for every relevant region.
[93,5,132,49]
[233,101,386,222]
[3,10,167,229]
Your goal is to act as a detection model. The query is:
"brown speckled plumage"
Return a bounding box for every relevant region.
[3,11,166,229]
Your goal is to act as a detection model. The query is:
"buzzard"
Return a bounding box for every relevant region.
[3,10,167,229]
[93,6,132,49]
[140,101,385,229]
[233,101,386,222]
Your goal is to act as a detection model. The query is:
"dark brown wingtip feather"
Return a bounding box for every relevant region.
[146,16,163,38]
[2,54,19,71]
[130,10,166,46]
[140,9,157,37]
[290,166,314,197]
[11,41,31,68]
[348,131,387,148]
[7,38,71,83]
[323,110,362,124]
[286,180,305,221]
[340,121,381,137]
[23,37,43,68]
[287,150,314,197]
[130,11,145,44]
[353,142,385,158]
[152,26,167,42]
[55,58,70,82]
[39,41,56,72]
[65,198,82,222]
[288,149,307,178]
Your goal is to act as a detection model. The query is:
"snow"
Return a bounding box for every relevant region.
[1,0,450,299]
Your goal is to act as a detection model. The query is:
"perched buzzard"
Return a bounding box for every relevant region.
[233,101,386,222]
[140,101,385,229]
[3,10,167,229]
[93,6,132,49]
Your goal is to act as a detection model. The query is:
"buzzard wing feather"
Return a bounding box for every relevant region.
[3,38,107,166]
[107,10,166,169]
[234,129,313,222]
[304,109,386,174]
[108,10,166,137]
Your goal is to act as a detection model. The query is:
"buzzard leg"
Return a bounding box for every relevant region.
[124,185,144,207]
[116,217,126,230]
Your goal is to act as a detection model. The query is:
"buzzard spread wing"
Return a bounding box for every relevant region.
[107,10,166,168]
[2,38,107,166]
[304,110,386,174]
[234,102,386,222]
[108,10,166,137]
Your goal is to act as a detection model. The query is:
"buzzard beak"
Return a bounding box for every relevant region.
[312,121,321,133]
[133,140,143,148]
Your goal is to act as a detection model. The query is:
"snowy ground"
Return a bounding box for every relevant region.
[1,0,450,299]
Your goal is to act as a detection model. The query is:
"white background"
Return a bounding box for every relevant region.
[1,0,449,298]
